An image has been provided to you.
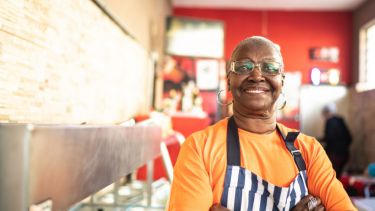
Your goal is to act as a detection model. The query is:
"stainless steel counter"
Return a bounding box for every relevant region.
[0,123,162,211]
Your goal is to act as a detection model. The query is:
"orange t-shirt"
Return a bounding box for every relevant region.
[168,118,356,211]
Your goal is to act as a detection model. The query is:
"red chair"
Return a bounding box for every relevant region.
[136,131,185,181]
[171,113,211,138]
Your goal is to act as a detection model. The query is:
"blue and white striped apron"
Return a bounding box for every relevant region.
[220,117,308,211]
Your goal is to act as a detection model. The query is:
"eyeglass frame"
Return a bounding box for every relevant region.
[229,59,284,76]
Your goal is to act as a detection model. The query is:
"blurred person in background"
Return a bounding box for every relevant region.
[168,36,355,211]
[322,103,352,178]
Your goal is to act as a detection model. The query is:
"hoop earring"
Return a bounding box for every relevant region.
[217,90,233,106]
[277,92,287,110]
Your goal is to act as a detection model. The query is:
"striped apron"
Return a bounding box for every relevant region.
[220,117,308,211]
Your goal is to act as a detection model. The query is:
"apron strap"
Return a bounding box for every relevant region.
[227,116,241,166]
[226,116,307,171]
[277,127,307,171]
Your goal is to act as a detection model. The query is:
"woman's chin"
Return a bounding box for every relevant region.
[250,111,273,119]
[245,103,273,112]
[242,107,274,118]
[233,101,275,116]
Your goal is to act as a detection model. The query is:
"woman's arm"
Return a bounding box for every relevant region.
[168,135,213,211]
[305,138,356,210]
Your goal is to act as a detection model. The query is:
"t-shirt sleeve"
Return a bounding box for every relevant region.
[306,138,356,210]
[168,135,213,211]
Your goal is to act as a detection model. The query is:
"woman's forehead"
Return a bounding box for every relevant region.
[233,43,281,61]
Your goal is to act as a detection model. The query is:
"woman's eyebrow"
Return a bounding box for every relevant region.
[235,57,282,62]
[261,57,279,61]
[235,58,253,62]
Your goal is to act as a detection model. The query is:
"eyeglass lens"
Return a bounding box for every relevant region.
[233,60,281,75]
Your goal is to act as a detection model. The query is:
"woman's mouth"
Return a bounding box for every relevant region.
[245,89,265,94]
[243,87,269,94]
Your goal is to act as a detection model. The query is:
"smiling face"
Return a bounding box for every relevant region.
[228,37,284,118]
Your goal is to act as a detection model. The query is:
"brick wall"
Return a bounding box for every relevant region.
[348,0,375,169]
[99,0,172,109]
[348,88,375,169]
[0,0,153,124]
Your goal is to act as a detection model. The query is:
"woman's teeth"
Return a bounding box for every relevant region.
[245,89,265,94]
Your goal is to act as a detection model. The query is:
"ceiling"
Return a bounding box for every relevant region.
[172,0,366,11]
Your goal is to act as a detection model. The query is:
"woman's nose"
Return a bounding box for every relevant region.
[247,66,265,82]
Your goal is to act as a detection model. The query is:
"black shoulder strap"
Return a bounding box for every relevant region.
[227,117,307,171]
[227,116,241,166]
[277,126,306,171]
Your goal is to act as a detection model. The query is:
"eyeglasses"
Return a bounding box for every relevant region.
[230,59,282,76]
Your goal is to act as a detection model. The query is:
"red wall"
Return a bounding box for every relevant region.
[173,8,353,84]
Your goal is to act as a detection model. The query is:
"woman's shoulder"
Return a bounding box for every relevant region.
[276,122,321,146]
[277,123,325,165]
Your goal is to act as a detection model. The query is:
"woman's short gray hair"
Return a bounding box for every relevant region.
[230,36,283,62]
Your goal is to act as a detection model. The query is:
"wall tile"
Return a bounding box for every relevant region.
[0,0,153,124]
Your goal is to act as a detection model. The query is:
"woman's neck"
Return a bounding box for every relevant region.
[233,113,277,134]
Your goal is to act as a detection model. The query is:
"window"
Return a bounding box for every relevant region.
[166,16,224,59]
[357,20,375,91]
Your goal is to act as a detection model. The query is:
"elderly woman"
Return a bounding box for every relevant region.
[168,36,355,211]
